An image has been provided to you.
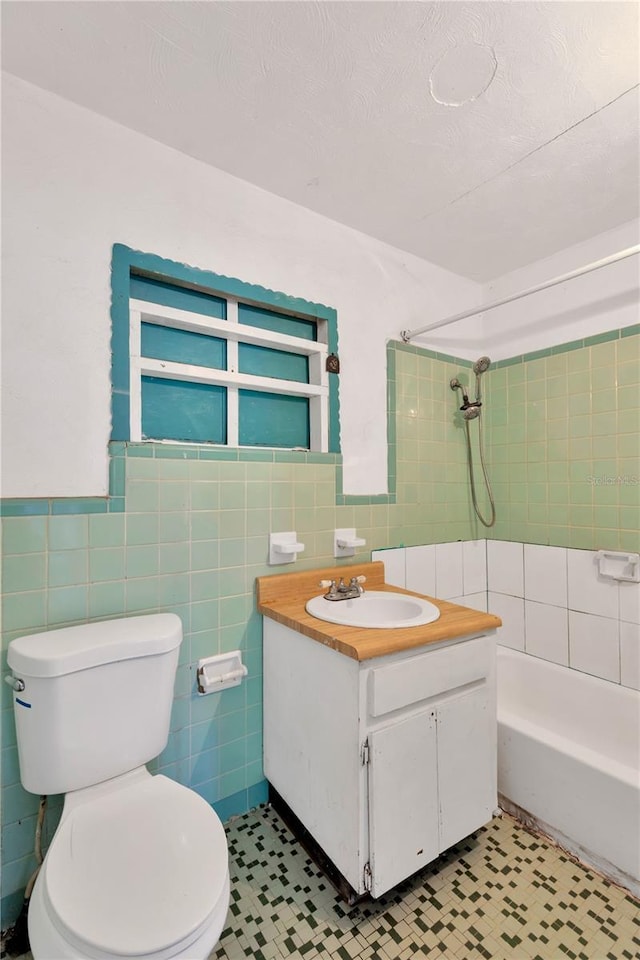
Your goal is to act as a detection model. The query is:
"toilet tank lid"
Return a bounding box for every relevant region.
[7,614,182,678]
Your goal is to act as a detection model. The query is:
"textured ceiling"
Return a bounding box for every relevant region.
[2,1,639,281]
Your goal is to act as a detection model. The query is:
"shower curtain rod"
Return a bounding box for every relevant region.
[400,244,640,343]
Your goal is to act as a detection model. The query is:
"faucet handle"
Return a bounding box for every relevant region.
[348,575,366,595]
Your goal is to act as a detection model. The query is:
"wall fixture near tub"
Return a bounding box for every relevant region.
[450,358,496,528]
[595,550,640,582]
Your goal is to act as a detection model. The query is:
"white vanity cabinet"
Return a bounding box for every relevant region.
[263,619,497,899]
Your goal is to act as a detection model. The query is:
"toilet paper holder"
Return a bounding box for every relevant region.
[196,651,248,695]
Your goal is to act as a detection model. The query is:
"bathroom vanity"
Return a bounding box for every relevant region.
[257,562,501,900]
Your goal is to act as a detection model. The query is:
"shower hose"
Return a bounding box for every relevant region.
[464,414,496,528]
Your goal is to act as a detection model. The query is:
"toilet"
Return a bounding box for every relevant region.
[7,613,230,960]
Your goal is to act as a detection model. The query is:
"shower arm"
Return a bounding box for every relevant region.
[400,245,640,342]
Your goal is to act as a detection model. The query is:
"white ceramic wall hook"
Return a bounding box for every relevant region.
[269,531,305,565]
[334,528,366,558]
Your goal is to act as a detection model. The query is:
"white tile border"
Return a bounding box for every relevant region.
[434,541,463,599]
[620,620,640,690]
[462,539,487,595]
[372,539,632,687]
[524,544,567,608]
[568,610,620,683]
[372,547,405,588]
[405,544,436,597]
[619,581,640,624]
[488,592,525,651]
[567,548,618,619]
[524,599,569,666]
[487,540,524,598]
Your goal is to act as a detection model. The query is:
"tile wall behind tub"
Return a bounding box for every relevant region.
[0,342,481,923]
[487,540,640,690]
[482,330,640,551]
[374,540,639,691]
[392,343,481,545]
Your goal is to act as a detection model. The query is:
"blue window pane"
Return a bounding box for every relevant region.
[238,304,316,342]
[131,275,226,320]
[142,377,226,443]
[238,343,308,383]
[141,323,226,370]
[239,391,309,448]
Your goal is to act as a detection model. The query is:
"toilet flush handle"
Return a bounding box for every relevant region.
[4,674,25,692]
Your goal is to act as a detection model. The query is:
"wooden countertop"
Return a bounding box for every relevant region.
[256,561,502,662]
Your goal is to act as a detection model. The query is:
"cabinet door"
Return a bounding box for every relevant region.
[368,711,440,898]
[437,686,496,852]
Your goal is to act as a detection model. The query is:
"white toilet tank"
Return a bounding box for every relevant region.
[7,613,182,795]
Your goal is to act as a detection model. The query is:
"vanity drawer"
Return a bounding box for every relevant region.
[368,636,490,717]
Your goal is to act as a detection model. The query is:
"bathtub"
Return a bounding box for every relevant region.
[497,646,640,897]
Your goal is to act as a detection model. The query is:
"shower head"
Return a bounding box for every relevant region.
[462,404,482,421]
[472,356,491,403]
[473,356,491,375]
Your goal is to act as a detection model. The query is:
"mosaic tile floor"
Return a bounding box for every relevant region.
[3,806,638,960]
[211,806,638,960]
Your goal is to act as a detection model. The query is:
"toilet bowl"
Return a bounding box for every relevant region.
[7,614,231,960]
[28,769,230,960]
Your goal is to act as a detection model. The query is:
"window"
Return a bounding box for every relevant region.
[110,248,339,453]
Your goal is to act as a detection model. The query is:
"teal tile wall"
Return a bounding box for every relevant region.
[2,331,637,922]
[482,331,640,550]
[389,343,480,543]
[1,346,472,925]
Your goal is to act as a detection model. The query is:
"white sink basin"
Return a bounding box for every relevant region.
[305,591,440,629]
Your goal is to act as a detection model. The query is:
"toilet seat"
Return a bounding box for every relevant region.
[42,774,228,958]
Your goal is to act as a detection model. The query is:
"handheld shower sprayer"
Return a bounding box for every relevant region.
[450,357,495,527]
[472,356,491,402]
[472,356,491,374]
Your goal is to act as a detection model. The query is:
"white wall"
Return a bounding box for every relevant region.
[4,74,637,499]
[478,221,640,360]
[1,73,481,499]
[409,220,640,360]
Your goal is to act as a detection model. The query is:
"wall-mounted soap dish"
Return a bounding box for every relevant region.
[269,531,305,565]
[595,550,640,582]
[334,528,366,558]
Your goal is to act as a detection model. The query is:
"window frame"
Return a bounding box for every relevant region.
[110,245,341,454]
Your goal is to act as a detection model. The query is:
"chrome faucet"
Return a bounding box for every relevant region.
[319,576,366,601]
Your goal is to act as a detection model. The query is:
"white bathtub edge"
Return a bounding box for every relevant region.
[499,794,640,901]
[497,708,638,788]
